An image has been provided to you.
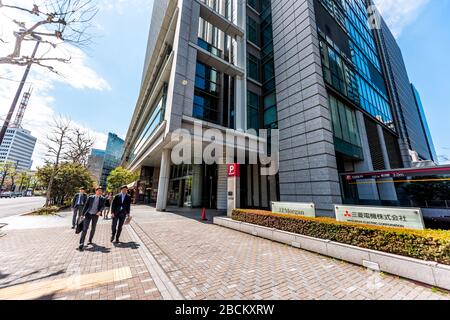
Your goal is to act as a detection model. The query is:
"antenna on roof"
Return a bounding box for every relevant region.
[12,86,33,128]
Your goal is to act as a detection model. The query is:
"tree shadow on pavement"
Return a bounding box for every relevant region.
[0,269,66,289]
[113,241,140,250]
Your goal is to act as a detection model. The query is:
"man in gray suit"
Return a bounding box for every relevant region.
[78,187,106,251]
[71,187,87,229]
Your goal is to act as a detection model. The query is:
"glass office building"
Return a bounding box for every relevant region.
[99,133,125,188]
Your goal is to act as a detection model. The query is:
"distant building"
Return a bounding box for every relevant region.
[87,149,105,186]
[99,133,125,188]
[0,127,37,171]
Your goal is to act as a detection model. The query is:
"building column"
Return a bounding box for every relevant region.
[378,178,398,201]
[354,110,379,200]
[156,149,171,211]
[217,164,228,210]
[232,0,246,131]
[234,53,246,131]
[377,124,391,170]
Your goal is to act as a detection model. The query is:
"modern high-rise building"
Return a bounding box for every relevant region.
[99,133,125,188]
[0,127,37,171]
[122,0,439,216]
[376,15,437,164]
[411,84,438,163]
[87,148,106,186]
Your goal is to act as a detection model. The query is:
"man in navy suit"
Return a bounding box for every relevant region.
[78,187,106,251]
[111,185,132,243]
[71,187,87,229]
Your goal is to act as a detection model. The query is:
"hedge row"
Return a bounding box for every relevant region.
[232,209,450,265]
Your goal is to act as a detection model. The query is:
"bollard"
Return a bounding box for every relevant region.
[201,208,208,221]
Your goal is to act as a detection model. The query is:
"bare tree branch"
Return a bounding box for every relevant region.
[0,0,98,71]
[64,128,95,167]
[44,115,71,206]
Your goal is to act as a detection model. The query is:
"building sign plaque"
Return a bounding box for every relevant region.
[272,202,316,218]
[227,164,240,178]
[334,205,425,230]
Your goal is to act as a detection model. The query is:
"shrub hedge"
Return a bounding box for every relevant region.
[232,209,450,265]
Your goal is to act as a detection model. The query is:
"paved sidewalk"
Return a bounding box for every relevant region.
[0,205,449,300]
[0,216,162,300]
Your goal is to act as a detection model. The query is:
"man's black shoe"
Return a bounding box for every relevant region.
[78,245,84,251]
[115,239,120,244]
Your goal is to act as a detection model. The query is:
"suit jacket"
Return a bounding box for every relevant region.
[82,195,106,216]
[111,193,132,216]
[72,193,88,208]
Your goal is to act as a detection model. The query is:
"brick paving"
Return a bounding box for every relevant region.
[0,205,449,300]
[0,220,162,300]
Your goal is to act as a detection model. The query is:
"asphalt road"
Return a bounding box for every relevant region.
[0,197,46,219]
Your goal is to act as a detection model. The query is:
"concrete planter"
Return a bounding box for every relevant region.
[214,217,450,291]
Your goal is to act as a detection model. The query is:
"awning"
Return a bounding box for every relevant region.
[127,181,138,189]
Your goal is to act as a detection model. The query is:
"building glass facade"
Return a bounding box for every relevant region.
[246,0,279,131]
[100,133,125,188]
[317,0,394,129]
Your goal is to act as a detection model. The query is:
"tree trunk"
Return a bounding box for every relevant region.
[46,164,57,207]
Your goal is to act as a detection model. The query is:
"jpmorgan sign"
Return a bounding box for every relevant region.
[335,205,426,230]
[272,202,316,218]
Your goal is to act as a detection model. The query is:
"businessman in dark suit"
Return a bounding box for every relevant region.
[71,187,87,229]
[111,186,132,243]
[78,187,106,251]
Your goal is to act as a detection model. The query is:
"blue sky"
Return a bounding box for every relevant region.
[0,0,449,167]
[47,0,155,142]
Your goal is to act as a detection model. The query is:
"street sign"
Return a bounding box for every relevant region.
[272,202,316,218]
[334,205,425,230]
[227,164,240,177]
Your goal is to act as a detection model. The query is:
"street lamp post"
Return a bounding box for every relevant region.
[0,35,41,146]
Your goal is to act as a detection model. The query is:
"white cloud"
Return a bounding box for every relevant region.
[0,0,110,169]
[374,0,430,38]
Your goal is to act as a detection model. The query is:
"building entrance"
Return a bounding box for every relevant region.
[167,164,218,209]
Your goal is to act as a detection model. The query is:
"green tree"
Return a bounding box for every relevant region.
[17,171,32,193]
[36,162,93,205]
[0,161,15,190]
[106,167,139,193]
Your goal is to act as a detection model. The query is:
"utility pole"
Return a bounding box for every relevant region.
[0,37,41,146]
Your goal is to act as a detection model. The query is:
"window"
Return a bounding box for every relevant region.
[247,0,261,12]
[329,94,361,146]
[194,62,220,124]
[247,54,260,82]
[247,16,259,46]
[262,60,274,83]
[247,91,260,130]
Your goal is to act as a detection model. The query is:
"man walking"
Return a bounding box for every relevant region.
[78,187,106,251]
[71,187,87,229]
[111,186,132,244]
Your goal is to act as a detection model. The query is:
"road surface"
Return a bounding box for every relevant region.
[0,197,46,219]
